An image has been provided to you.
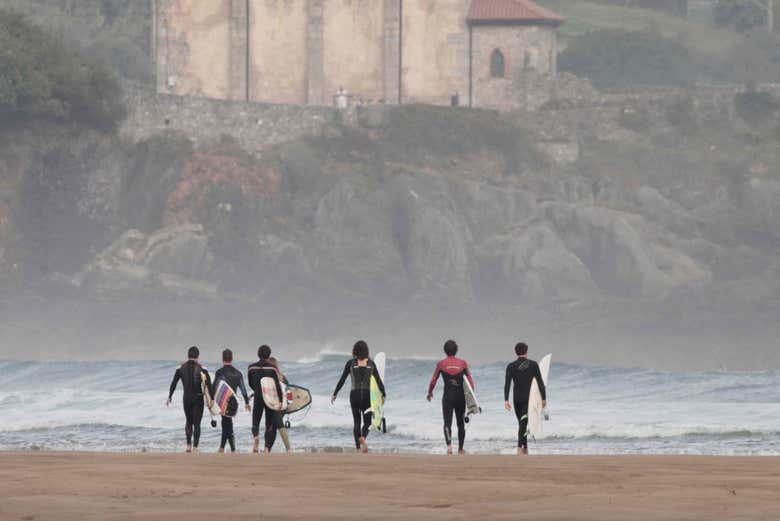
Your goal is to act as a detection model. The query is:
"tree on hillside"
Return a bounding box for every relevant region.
[715,0,775,33]
[0,9,126,129]
[557,29,694,89]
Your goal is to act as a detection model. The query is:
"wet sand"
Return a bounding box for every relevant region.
[0,452,779,520]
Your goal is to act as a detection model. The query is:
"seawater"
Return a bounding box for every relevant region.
[1,354,778,455]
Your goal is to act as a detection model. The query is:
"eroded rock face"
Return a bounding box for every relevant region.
[539,202,710,299]
[80,224,216,298]
[476,222,598,303]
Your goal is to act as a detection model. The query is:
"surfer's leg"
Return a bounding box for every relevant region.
[192,399,204,448]
[454,398,466,453]
[183,401,194,449]
[359,391,372,452]
[349,391,362,449]
[226,417,236,452]
[442,397,454,453]
[220,416,230,451]
[515,402,529,452]
[263,405,278,452]
[275,412,291,452]
[252,399,263,452]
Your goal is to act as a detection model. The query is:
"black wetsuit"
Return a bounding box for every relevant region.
[333,358,385,449]
[213,365,250,452]
[168,360,212,448]
[247,360,283,451]
[504,357,546,449]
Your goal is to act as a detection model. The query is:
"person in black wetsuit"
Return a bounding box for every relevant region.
[213,348,251,453]
[330,340,385,453]
[247,345,284,454]
[426,340,475,455]
[504,342,546,455]
[166,346,213,452]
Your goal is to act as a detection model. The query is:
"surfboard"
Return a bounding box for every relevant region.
[260,376,288,411]
[463,376,481,420]
[200,368,220,417]
[370,352,386,432]
[213,379,239,417]
[527,353,552,439]
[285,384,312,414]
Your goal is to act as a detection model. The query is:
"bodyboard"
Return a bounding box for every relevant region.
[213,379,239,417]
[527,354,552,439]
[370,352,386,431]
[285,384,312,414]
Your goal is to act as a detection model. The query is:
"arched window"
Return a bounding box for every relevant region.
[490,49,505,78]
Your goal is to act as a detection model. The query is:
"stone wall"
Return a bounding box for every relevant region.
[470,25,558,111]
[120,85,335,153]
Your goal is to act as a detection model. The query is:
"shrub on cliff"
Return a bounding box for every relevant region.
[558,29,693,89]
[381,105,546,174]
[0,9,126,130]
[714,0,775,32]
[734,90,779,127]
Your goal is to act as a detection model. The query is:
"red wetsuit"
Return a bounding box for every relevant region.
[428,356,474,451]
[428,356,474,395]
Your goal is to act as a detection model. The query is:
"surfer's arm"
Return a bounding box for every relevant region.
[464,362,475,390]
[332,361,351,397]
[237,373,250,405]
[270,370,284,402]
[203,370,214,399]
[427,365,441,396]
[534,363,547,402]
[168,368,182,401]
[504,365,512,402]
[372,363,386,397]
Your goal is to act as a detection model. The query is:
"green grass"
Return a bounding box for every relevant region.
[538,0,740,52]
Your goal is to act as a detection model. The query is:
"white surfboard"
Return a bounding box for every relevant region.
[370,352,386,432]
[199,368,220,416]
[463,376,481,418]
[527,354,552,439]
[260,376,288,411]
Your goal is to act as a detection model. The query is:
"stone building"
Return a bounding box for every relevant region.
[152,0,562,110]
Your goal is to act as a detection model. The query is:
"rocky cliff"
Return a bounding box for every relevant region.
[1,92,779,367]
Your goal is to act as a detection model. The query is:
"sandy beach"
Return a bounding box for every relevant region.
[0,453,778,520]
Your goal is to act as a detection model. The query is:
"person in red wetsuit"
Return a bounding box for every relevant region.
[426,340,474,455]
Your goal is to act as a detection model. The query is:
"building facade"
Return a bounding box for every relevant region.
[152,0,562,109]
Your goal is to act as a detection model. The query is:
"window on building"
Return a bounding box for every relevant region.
[490,49,505,78]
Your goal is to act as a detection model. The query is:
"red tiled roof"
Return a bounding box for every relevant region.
[467,0,564,25]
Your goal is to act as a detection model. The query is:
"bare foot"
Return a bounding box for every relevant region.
[252,437,260,454]
[185,445,192,453]
[458,449,466,455]
[286,448,293,454]
[446,446,453,455]
[218,448,225,454]
[263,447,271,454]
[517,447,528,456]
[358,437,368,453]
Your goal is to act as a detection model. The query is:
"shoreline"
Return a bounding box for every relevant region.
[1,452,779,520]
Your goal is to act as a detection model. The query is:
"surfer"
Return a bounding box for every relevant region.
[504,342,546,455]
[426,340,474,455]
[331,340,385,453]
[247,345,284,454]
[268,357,292,453]
[213,348,251,453]
[166,346,213,453]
